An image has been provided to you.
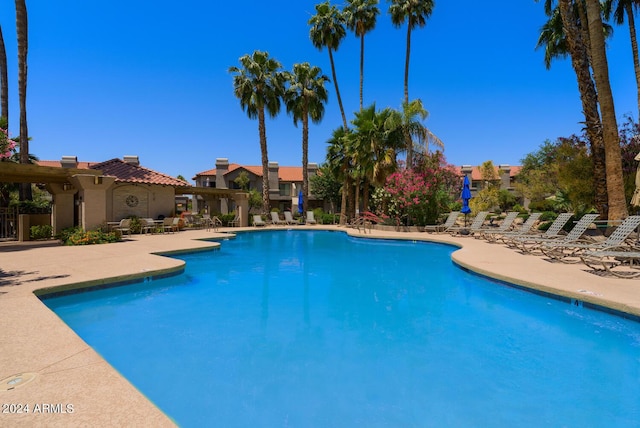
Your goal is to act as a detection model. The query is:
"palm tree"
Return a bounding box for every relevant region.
[583,0,628,220]
[343,0,380,111]
[388,0,435,165]
[326,126,352,224]
[309,1,349,131]
[537,1,609,218]
[0,25,8,122]
[400,99,442,166]
[603,0,640,119]
[229,51,285,214]
[15,0,31,201]
[284,62,330,213]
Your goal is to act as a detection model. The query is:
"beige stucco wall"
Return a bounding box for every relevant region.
[111,184,175,220]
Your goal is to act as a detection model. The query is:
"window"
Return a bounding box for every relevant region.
[279,183,291,196]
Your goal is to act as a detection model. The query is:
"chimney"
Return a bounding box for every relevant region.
[215,158,229,188]
[60,156,78,168]
[123,155,140,166]
[268,162,280,199]
[498,164,511,190]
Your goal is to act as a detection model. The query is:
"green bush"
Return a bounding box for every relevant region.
[30,224,52,240]
[528,199,557,212]
[539,211,558,222]
[57,226,120,245]
[320,213,339,224]
[219,213,237,226]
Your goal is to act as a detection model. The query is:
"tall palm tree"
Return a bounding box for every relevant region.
[400,99,442,166]
[284,62,330,213]
[15,0,31,201]
[326,126,352,224]
[0,25,8,122]
[229,50,285,213]
[537,1,609,218]
[583,0,628,220]
[603,0,640,119]
[388,0,435,165]
[343,0,380,111]
[309,1,349,131]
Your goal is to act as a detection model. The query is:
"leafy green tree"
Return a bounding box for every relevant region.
[310,164,342,213]
[343,0,380,110]
[309,2,349,130]
[401,99,443,166]
[326,126,352,223]
[284,62,329,214]
[229,51,285,213]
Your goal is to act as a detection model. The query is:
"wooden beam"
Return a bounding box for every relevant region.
[0,162,102,184]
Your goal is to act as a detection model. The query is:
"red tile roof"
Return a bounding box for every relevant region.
[462,165,521,180]
[36,158,189,187]
[195,163,303,182]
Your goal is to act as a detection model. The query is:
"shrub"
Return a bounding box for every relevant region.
[528,199,557,212]
[219,213,237,226]
[57,226,120,245]
[30,224,53,240]
[539,211,558,222]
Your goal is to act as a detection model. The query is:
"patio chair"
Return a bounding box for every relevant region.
[424,211,460,233]
[284,211,297,225]
[171,217,181,232]
[504,212,573,249]
[580,245,640,278]
[162,217,175,233]
[475,211,520,240]
[270,211,286,226]
[541,215,640,263]
[141,218,157,234]
[448,211,490,236]
[510,213,599,255]
[229,214,240,227]
[483,212,542,244]
[306,211,317,225]
[253,215,266,227]
[113,218,131,237]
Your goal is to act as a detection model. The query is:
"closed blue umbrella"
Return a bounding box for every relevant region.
[298,190,304,215]
[461,175,472,226]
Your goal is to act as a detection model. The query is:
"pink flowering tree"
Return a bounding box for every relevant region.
[0,126,16,159]
[375,151,460,225]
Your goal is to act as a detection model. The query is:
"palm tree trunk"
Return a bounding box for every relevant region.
[625,3,640,119]
[404,24,413,166]
[0,26,8,122]
[585,0,628,220]
[359,34,364,111]
[258,107,270,214]
[16,0,31,201]
[328,48,349,131]
[302,102,309,214]
[558,0,608,219]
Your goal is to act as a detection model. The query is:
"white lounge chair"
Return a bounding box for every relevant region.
[512,213,599,255]
[253,215,266,227]
[580,245,640,278]
[476,211,519,240]
[504,212,573,249]
[541,215,640,263]
[284,211,297,225]
[424,211,460,233]
[306,211,317,225]
[448,211,489,236]
[270,211,286,226]
[483,212,542,244]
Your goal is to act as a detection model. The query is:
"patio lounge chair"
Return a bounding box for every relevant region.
[504,212,573,249]
[162,217,175,233]
[141,218,157,234]
[510,213,599,255]
[424,211,460,233]
[483,212,542,244]
[448,211,490,236]
[113,218,131,237]
[229,214,240,227]
[475,211,520,240]
[580,245,640,278]
[284,211,297,225]
[306,211,317,225]
[541,215,640,263]
[253,215,266,227]
[270,211,286,226]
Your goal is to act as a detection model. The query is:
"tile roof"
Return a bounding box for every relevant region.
[36,158,189,187]
[462,165,522,180]
[195,163,304,182]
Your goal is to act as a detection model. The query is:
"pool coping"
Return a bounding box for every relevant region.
[1,226,639,426]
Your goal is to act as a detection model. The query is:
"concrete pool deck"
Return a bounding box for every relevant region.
[1,225,639,426]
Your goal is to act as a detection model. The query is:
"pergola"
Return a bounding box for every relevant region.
[0,162,250,240]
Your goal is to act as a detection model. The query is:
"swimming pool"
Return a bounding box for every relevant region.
[43,230,640,427]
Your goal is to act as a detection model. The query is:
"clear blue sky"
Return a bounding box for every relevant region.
[0,1,636,183]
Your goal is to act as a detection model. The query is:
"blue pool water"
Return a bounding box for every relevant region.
[44,230,640,427]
